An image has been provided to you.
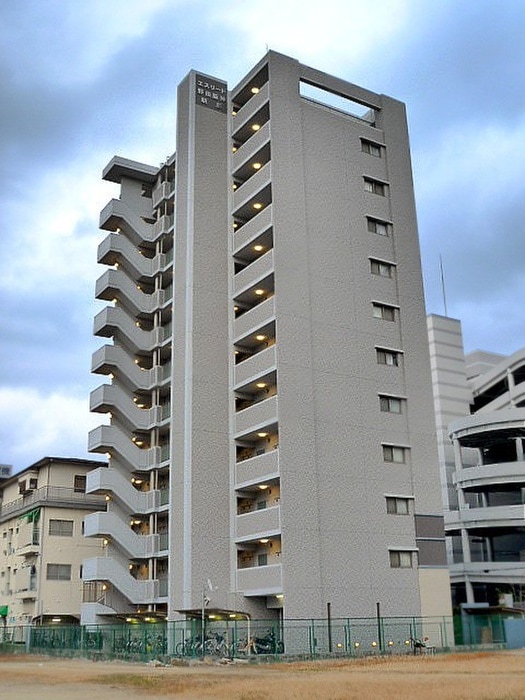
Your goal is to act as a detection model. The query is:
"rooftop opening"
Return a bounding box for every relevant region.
[299,81,376,124]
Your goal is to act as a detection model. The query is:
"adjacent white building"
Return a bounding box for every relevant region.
[0,457,106,627]
[429,314,525,608]
[83,52,451,625]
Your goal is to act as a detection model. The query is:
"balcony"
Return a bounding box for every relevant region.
[86,467,160,514]
[444,504,525,532]
[99,199,156,245]
[90,384,162,431]
[91,345,168,391]
[153,214,174,238]
[98,233,169,279]
[454,462,525,490]
[236,504,280,541]
[233,204,273,253]
[93,306,165,353]
[0,486,106,522]
[448,561,525,586]
[234,296,275,342]
[84,512,159,558]
[152,180,173,208]
[236,563,282,596]
[96,269,166,316]
[235,395,278,437]
[233,161,271,213]
[235,450,279,488]
[234,344,277,387]
[232,82,269,136]
[234,249,274,298]
[88,424,160,472]
[83,556,158,604]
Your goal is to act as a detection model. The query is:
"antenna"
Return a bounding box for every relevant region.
[439,254,448,317]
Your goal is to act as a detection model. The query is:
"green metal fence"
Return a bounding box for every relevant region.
[0,615,463,661]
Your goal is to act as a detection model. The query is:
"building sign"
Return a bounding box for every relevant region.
[195,75,227,113]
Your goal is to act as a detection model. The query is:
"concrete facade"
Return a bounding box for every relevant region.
[0,457,106,627]
[429,314,525,607]
[84,52,451,625]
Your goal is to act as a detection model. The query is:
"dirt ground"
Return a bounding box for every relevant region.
[2,651,525,700]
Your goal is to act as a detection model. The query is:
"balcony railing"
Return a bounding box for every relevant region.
[0,487,106,522]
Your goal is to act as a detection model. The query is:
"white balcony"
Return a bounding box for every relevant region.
[93,306,164,353]
[90,384,162,430]
[99,198,156,245]
[232,83,269,142]
[236,563,282,596]
[98,232,169,278]
[84,512,159,558]
[448,561,525,586]
[454,462,525,490]
[86,467,160,514]
[91,345,168,391]
[234,249,274,298]
[233,162,271,213]
[234,345,277,387]
[233,204,273,252]
[236,504,280,541]
[445,504,525,531]
[88,424,160,471]
[83,556,158,604]
[152,180,173,208]
[235,450,279,488]
[96,269,166,316]
[235,395,278,437]
[234,296,276,343]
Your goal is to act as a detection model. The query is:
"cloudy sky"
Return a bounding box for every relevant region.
[1,0,524,472]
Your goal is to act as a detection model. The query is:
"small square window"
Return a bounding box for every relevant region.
[372,303,396,322]
[49,519,74,537]
[367,217,390,236]
[386,497,410,515]
[379,395,403,414]
[74,475,86,493]
[46,564,72,581]
[376,348,399,366]
[389,550,415,568]
[370,259,394,278]
[383,445,407,463]
[364,177,387,196]
[361,139,383,157]
[257,553,268,567]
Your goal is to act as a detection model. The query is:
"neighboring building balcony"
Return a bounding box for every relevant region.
[91,345,170,391]
[98,232,170,279]
[86,467,160,514]
[449,409,525,446]
[236,563,282,597]
[83,556,158,604]
[84,512,159,558]
[152,214,174,238]
[152,180,174,208]
[235,449,279,488]
[100,198,157,245]
[88,425,160,472]
[448,561,525,586]
[96,269,169,316]
[94,306,166,352]
[90,384,162,431]
[235,395,278,437]
[234,249,274,298]
[16,529,40,557]
[233,296,276,344]
[234,344,277,387]
[235,504,280,541]
[444,504,525,532]
[0,486,106,522]
[454,462,525,491]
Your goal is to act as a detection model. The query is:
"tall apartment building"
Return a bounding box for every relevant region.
[83,51,451,625]
[429,314,525,608]
[0,457,106,627]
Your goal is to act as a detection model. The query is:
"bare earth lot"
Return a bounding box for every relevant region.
[2,652,525,700]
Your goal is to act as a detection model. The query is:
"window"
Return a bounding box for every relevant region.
[257,553,268,567]
[372,303,396,321]
[46,564,71,581]
[367,217,390,236]
[256,500,267,510]
[364,177,387,196]
[370,259,394,278]
[49,519,74,537]
[361,139,382,157]
[382,445,408,463]
[376,348,399,366]
[386,497,410,515]
[389,550,415,568]
[379,395,403,414]
[74,475,86,493]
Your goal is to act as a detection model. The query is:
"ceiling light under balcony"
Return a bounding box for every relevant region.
[257,432,268,438]
[260,538,269,544]
[253,202,263,210]
[256,382,267,388]
[252,162,262,170]
[251,86,260,94]
[258,484,269,489]
[253,244,264,252]
[255,334,266,341]
[254,288,265,296]
[251,123,261,131]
